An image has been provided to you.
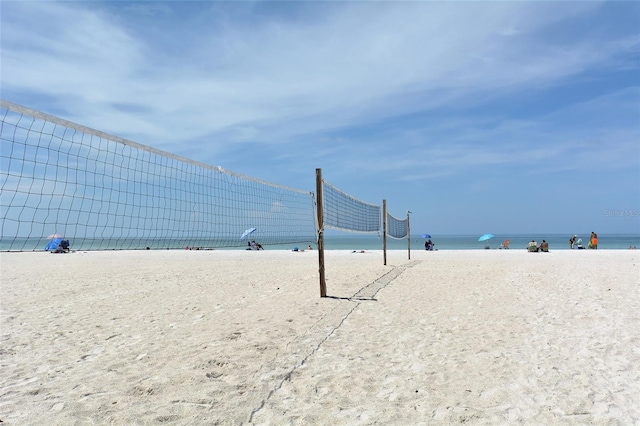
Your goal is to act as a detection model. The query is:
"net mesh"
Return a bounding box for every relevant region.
[386,212,408,239]
[1,100,316,251]
[321,180,381,233]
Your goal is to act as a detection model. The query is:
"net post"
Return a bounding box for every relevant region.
[316,168,327,297]
[407,210,411,260]
[382,199,387,266]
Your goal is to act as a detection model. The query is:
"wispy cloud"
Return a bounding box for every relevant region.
[4,1,633,145]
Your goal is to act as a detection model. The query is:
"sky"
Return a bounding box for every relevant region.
[1,1,639,236]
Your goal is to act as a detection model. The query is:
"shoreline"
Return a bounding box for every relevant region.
[3,232,639,253]
[2,246,639,255]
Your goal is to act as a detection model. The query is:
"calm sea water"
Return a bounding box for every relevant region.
[2,234,639,252]
[305,234,639,251]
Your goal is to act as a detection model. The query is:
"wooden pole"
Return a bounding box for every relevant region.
[407,210,411,260]
[316,168,326,297]
[382,199,387,266]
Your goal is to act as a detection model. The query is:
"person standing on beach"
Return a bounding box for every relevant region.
[570,235,577,249]
[590,232,598,249]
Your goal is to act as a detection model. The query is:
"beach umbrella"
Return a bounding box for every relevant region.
[45,237,63,251]
[421,234,432,239]
[478,233,494,242]
[47,233,64,239]
[240,227,257,240]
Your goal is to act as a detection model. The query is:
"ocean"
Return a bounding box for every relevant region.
[2,234,639,252]
[316,232,640,250]
[299,234,640,251]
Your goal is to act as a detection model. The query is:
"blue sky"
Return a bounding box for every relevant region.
[2,1,639,236]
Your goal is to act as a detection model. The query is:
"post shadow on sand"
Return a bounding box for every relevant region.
[325,295,378,301]
[323,261,416,301]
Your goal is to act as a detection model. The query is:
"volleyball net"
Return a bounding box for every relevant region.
[1,100,410,253]
[319,178,409,241]
[0,100,317,251]
[386,212,409,240]
[320,180,381,234]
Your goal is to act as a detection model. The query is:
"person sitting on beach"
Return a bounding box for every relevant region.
[51,240,70,253]
[528,240,538,252]
[539,240,549,252]
[307,245,313,250]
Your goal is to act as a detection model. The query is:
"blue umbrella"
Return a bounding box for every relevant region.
[45,237,63,251]
[421,234,432,239]
[240,228,257,240]
[478,234,494,242]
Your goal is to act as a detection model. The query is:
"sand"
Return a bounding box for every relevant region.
[1,249,639,425]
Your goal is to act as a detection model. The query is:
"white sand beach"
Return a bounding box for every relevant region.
[1,249,639,425]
